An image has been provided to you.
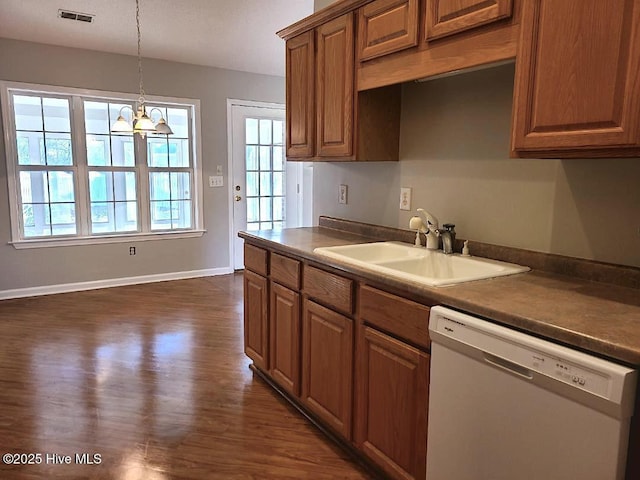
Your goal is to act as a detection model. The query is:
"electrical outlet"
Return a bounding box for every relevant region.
[209,176,224,187]
[339,184,348,204]
[400,187,412,211]
[129,246,136,255]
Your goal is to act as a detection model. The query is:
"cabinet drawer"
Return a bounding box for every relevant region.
[244,243,268,276]
[359,285,431,349]
[425,0,513,41]
[271,253,301,290]
[358,0,419,62]
[304,266,353,315]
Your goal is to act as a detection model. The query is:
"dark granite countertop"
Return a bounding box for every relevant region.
[239,223,640,367]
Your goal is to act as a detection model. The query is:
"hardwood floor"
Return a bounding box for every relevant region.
[0,273,372,479]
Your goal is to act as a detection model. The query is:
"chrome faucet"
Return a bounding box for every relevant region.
[437,223,456,254]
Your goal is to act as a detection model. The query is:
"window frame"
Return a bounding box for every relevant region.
[1,81,205,249]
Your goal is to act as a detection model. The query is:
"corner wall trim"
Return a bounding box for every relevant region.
[0,267,235,301]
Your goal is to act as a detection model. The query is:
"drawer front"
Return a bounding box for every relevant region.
[358,0,419,62]
[359,285,431,349]
[425,0,513,41]
[271,253,301,290]
[303,266,353,315]
[244,243,268,276]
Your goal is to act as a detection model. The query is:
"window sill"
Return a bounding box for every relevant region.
[9,230,207,249]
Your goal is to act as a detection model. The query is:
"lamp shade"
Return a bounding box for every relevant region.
[133,112,156,134]
[111,115,134,133]
[154,117,174,135]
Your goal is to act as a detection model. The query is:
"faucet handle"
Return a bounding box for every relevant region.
[442,223,456,232]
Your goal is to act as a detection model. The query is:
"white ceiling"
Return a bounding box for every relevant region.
[0,0,315,77]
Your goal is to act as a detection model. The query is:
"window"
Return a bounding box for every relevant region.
[245,117,285,231]
[1,82,203,247]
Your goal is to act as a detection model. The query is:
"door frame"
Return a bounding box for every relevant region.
[226,98,287,270]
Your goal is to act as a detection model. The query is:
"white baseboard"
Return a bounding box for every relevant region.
[0,267,235,301]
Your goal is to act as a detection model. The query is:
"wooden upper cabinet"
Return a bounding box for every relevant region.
[286,31,315,158]
[511,0,640,156]
[426,0,513,41]
[316,12,355,157]
[358,0,419,61]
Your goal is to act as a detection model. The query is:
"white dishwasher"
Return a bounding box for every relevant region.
[426,306,637,480]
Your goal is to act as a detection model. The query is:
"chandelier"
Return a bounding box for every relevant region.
[111,0,173,137]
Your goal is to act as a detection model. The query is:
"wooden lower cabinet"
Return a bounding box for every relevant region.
[243,270,269,371]
[269,282,301,396]
[355,326,430,480]
[301,299,354,439]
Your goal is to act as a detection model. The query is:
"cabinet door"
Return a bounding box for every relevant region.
[301,299,353,439]
[358,0,419,62]
[355,327,429,480]
[425,0,513,41]
[286,31,315,158]
[511,0,640,155]
[316,12,355,157]
[244,270,269,371]
[269,282,301,396]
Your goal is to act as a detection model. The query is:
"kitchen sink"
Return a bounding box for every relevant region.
[313,241,530,287]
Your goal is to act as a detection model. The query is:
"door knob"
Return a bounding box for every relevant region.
[235,195,242,201]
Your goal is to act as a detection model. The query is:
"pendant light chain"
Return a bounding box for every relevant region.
[136,0,146,106]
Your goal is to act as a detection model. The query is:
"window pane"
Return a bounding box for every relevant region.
[260,172,272,196]
[247,222,259,231]
[42,134,73,166]
[113,136,135,167]
[259,120,272,145]
[167,108,189,138]
[246,118,258,144]
[89,171,110,202]
[50,203,75,226]
[246,172,258,197]
[260,197,272,222]
[87,135,110,166]
[13,95,43,131]
[84,101,110,134]
[273,221,283,231]
[91,202,113,233]
[148,138,169,167]
[115,202,138,232]
[273,146,284,171]
[19,171,47,203]
[273,172,283,196]
[114,172,136,202]
[246,146,258,170]
[48,171,75,203]
[150,172,170,201]
[23,204,51,237]
[273,197,283,221]
[247,198,259,223]
[16,133,44,165]
[171,172,191,200]
[260,221,273,230]
[43,97,71,132]
[169,139,189,168]
[259,146,271,170]
[171,200,192,229]
[273,121,283,145]
[151,201,172,230]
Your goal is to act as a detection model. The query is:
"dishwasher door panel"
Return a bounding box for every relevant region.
[426,342,630,480]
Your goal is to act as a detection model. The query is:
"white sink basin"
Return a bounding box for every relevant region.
[313,241,530,287]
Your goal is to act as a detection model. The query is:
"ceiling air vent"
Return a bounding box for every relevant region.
[58,9,95,23]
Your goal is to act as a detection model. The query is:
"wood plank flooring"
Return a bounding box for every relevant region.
[0,273,371,479]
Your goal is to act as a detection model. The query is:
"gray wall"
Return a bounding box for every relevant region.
[313,63,640,268]
[0,37,284,291]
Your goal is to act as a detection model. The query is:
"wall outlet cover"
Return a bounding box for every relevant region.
[209,176,224,187]
[339,184,348,204]
[400,187,412,210]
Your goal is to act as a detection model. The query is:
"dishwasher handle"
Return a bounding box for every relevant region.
[484,352,533,380]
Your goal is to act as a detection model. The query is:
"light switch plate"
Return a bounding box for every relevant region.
[209,176,224,187]
[339,184,348,204]
[400,187,411,210]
